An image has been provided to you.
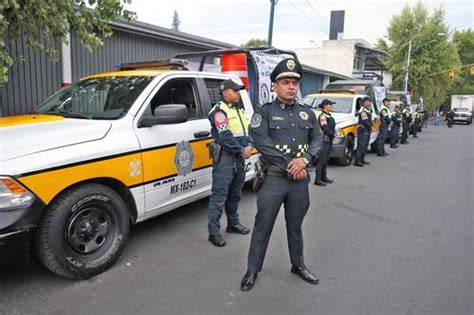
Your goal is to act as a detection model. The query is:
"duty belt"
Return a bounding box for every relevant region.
[266,165,291,178]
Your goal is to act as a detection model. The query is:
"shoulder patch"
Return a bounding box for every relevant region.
[361,112,368,120]
[250,113,262,128]
[299,111,309,120]
[319,114,327,126]
[214,111,228,132]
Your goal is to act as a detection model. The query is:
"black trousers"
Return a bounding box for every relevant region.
[315,141,332,182]
[377,123,389,154]
[390,125,400,146]
[247,174,310,272]
[401,121,409,143]
[355,127,370,163]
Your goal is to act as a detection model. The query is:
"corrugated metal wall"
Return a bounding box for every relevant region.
[0,34,62,117]
[300,72,324,96]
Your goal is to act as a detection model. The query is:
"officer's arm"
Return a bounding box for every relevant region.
[209,110,243,154]
[304,110,323,163]
[319,116,335,137]
[249,107,290,166]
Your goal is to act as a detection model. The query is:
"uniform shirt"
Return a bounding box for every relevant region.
[208,101,252,154]
[318,111,336,142]
[392,111,402,127]
[380,105,392,125]
[402,108,412,123]
[249,99,322,168]
[357,106,372,132]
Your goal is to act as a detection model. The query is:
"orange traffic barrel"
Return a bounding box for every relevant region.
[221,53,249,90]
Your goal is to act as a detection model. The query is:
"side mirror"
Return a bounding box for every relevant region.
[138,104,188,128]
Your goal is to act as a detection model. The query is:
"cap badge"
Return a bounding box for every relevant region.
[286,59,296,70]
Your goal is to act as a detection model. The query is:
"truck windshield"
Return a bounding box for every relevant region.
[303,96,353,114]
[33,76,153,119]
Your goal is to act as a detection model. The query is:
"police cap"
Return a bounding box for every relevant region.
[383,97,390,102]
[318,99,336,109]
[220,78,245,92]
[270,58,302,82]
[361,96,372,103]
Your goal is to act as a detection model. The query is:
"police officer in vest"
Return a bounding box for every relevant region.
[390,105,402,148]
[401,104,411,144]
[207,78,252,247]
[412,105,421,138]
[354,96,373,167]
[314,99,336,186]
[376,97,392,157]
[240,58,322,291]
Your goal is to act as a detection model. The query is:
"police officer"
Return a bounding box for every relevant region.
[314,99,336,186]
[401,104,411,144]
[390,105,402,148]
[412,106,421,138]
[376,97,392,157]
[354,96,373,167]
[207,78,252,247]
[240,58,322,291]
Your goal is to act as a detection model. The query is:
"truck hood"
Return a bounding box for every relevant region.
[0,115,112,162]
[331,113,355,126]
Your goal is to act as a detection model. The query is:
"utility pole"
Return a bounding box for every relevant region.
[267,0,277,46]
[403,39,412,94]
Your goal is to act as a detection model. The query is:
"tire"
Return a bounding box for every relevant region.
[36,183,130,279]
[370,138,378,153]
[335,135,354,166]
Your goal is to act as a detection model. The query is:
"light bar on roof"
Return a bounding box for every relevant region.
[116,59,189,71]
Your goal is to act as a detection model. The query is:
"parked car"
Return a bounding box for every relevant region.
[452,107,472,125]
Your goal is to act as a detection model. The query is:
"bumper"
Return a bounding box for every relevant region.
[0,198,45,262]
[453,117,471,122]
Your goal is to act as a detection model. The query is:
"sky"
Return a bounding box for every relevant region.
[129,0,473,49]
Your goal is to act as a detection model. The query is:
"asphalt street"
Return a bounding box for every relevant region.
[1,123,473,315]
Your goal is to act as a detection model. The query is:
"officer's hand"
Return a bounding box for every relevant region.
[287,158,307,176]
[241,146,252,159]
[293,168,307,180]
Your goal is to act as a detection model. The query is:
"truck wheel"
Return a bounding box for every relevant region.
[36,183,130,279]
[335,135,354,166]
[371,138,378,153]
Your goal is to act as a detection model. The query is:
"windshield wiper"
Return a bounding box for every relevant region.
[44,110,93,119]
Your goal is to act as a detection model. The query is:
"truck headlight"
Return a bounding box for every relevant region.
[0,177,35,210]
[333,128,345,144]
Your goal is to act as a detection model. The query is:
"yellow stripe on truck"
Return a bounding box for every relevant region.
[17,138,214,204]
[0,115,64,128]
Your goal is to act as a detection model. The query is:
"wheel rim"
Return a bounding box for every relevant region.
[66,206,115,255]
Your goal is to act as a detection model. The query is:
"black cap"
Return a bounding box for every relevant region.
[219,78,245,92]
[361,96,372,103]
[383,97,390,102]
[270,58,303,82]
[318,99,336,109]
[394,105,400,109]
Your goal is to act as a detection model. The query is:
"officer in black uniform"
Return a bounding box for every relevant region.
[314,99,336,186]
[240,58,322,291]
[390,105,402,148]
[376,97,391,157]
[354,96,373,167]
[401,104,411,144]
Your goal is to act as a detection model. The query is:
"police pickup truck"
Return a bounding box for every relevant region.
[0,60,257,279]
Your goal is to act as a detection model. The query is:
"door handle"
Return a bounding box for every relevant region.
[194,131,210,139]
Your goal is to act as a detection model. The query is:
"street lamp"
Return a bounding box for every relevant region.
[403,32,446,93]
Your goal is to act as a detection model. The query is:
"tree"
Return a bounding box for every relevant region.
[0,0,135,83]
[241,39,268,48]
[448,29,474,96]
[171,10,180,31]
[376,2,460,109]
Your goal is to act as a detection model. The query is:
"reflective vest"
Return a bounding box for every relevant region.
[381,105,392,119]
[211,101,249,137]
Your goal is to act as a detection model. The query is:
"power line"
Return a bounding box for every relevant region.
[285,0,329,36]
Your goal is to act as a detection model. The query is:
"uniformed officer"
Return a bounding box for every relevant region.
[401,104,411,144]
[354,96,373,167]
[390,105,402,148]
[240,58,322,291]
[207,78,252,247]
[376,97,392,157]
[314,99,336,186]
[412,106,421,138]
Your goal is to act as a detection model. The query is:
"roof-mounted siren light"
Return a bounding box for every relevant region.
[116,59,189,71]
[221,53,249,91]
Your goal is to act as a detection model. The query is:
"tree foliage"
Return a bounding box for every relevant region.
[448,29,474,96]
[376,2,460,109]
[241,39,268,48]
[0,0,135,83]
[171,9,180,31]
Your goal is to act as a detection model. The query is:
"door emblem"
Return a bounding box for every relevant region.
[174,141,195,176]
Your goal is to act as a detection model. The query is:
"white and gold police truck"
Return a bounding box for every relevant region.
[0,60,257,279]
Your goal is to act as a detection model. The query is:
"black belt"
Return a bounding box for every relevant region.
[266,166,290,178]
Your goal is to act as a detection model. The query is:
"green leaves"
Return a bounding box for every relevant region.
[0,0,136,84]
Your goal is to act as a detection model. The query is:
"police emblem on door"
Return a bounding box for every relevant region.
[174,141,195,176]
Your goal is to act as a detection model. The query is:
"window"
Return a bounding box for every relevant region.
[149,79,200,119]
[203,79,225,105]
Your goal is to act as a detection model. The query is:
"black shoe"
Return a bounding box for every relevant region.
[354,161,364,167]
[208,234,226,247]
[314,181,327,186]
[241,271,258,291]
[362,161,370,165]
[226,224,250,235]
[322,178,333,184]
[390,145,398,148]
[413,136,418,138]
[377,153,385,157]
[291,265,319,285]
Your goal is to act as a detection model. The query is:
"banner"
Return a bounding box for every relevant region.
[373,86,387,109]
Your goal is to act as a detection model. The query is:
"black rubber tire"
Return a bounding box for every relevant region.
[370,138,378,153]
[36,183,130,279]
[335,135,354,166]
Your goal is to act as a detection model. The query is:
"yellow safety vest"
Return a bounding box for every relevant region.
[381,105,392,119]
[211,101,249,137]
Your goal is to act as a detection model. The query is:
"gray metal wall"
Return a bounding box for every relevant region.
[0,34,62,117]
[301,71,324,96]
